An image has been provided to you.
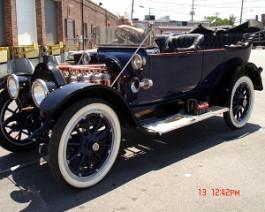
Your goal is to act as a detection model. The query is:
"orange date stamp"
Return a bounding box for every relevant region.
[198,188,240,196]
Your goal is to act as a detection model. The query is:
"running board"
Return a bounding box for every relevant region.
[142,106,229,135]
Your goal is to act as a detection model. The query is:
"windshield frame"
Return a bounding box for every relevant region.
[93,22,156,49]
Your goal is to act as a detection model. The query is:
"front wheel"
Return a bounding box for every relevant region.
[0,89,38,152]
[48,99,121,188]
[224,75,254,129]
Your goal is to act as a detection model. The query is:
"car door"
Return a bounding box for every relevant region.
[149,51,203,100]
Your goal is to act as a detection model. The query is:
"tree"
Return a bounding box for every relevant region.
[205,15,237,27]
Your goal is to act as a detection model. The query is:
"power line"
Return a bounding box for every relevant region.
[132,0,264,22]
[134,0,264,13]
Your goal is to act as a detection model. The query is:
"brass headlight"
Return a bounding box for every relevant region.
[131,54,145,70]
[32,79,49,107]
[7,74,20,99]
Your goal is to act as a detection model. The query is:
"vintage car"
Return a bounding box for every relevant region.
[0,23,263,188]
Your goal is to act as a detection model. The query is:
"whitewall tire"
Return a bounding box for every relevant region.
[48,99,121,188]
[224,75,254,129]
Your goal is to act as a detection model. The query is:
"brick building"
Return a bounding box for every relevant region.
[0,0,117,47]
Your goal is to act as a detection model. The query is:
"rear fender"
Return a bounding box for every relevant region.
[40,83,139,128]
[212,62,263,106]
[219,62,263,91]
[242,62,263,91]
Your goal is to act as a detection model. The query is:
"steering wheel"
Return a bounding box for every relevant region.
[115,26,140,43]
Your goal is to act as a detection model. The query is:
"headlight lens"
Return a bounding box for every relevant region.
[82,52,91,64]
[7,74,20,99]
[131,54,145,70]
[32,79,49,107]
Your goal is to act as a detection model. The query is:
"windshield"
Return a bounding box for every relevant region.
[92,23,155,48]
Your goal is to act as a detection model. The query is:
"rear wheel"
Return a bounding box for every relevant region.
[48,99,121,188]
[224,75,254,129]
[0,89,38,152]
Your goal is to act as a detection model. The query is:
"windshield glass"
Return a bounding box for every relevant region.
[92,24,155,48]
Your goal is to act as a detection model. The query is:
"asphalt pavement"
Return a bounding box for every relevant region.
[0,49,265,212]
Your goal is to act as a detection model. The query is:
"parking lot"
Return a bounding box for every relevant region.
[0,49,265,212]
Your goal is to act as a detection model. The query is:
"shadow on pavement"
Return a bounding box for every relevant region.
[0,116,261,211]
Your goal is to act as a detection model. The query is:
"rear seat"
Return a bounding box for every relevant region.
[155,35,171,53]
[155,33,244,52]
[202,33,244,49]
[155,34,204,53]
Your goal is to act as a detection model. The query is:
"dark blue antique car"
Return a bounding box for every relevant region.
[0,23,263,188]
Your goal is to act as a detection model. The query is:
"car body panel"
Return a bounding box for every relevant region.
[149,51,203,97]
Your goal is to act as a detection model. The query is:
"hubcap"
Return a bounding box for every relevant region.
[242,99,248,107]
[92,143,100,152]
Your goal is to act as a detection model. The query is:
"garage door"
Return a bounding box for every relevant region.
[0,0,7,46]
[45,0,58,44]
[16,0,37,45]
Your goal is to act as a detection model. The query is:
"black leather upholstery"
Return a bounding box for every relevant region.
[155,35,171,53]
[155,33,243,52]
[155,34,204,53]
[202,33,243,49]
[166,34,204,52]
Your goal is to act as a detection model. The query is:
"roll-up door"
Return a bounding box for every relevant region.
[45,0,58,44]
[16,0,37,45]
[0,0,7,46]
[66,19,75,47]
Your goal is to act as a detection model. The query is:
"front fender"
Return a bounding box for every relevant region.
[40,83,96,113]
[40,83,139,128]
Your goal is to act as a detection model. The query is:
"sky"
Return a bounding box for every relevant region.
[91,0,265,24]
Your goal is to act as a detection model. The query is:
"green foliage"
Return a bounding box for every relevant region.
[205,15,237,27]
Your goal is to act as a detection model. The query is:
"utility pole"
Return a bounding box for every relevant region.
[214,12,220,17]
[190,0,195,21]
[82,0,84,49]
[131,0,134,20]
[240,0,244,24]
[149,7,151,17]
